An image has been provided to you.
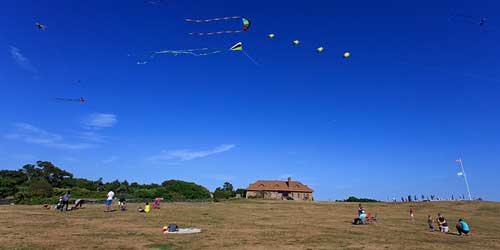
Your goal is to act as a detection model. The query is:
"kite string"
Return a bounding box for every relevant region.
[242,50,259,66]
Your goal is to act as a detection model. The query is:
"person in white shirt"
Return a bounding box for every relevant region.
[106,190,115,212]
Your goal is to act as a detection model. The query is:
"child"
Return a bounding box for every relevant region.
[409,206,414,222]
[137,202,151,213]
[119,198,127,211]
[427,215,435,232]
[152,198,161,209]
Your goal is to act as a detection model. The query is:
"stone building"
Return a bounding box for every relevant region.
[245,177,313,201]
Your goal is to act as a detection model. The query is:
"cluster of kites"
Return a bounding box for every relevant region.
[33,11,490,103]
[131,15,351,65]
[131,13,489,66]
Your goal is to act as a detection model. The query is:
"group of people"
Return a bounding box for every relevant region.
[352,203,471,236]
[426,212,470,236]
[352,204,376,225]
[103,190,161,213]
[411,206,470,236]
[49,190,159,214]
[42,191,86,211]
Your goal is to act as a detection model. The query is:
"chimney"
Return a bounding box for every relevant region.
[287,177,291,187]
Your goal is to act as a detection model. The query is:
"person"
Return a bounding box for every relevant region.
[60,191,71,212]
[106,190,115,212]
[427,215,435,232]
[456,219,470,236]
[138,202,151,213]
[358,204,363,216]
[409,206,414,222]
[359,209,367,223]
[119,197,127,211]
[152,198,161,209]
[437,213,449,233]
[74,199,84,209]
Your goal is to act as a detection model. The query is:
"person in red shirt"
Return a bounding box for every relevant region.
[409,206,414,222]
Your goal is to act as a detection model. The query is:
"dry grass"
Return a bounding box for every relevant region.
[0,200,499,249]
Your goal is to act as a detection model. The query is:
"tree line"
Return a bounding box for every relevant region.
[0,161,242,204]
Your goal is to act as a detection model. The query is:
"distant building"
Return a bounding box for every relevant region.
[245,177,313,201]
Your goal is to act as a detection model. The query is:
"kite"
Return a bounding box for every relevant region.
[316,47,324,53]
[36,23,45,30]
[268,33,275,39]
[292,40,300,46]
[133,42,258,65]
[186,16,251,35]
[450,14,487,26]
[56,97,85,102]
[343,52,350,58]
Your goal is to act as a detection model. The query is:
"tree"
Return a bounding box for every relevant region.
[235,188,246,197]
[21,162,73,187]
[94,178,105,191]
[21,164,42,182]
[222,182,234,192]
[344,196,378,202]
[105,179,121,192]
[36,161,73,187]
[213,182,236,199]
[28,179,53,198]
[0,170,28,198]
[161,180,211,200]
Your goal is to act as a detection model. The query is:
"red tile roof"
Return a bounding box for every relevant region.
[246,180,313,193]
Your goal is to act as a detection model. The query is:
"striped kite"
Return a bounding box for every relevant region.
[186,16,251,36]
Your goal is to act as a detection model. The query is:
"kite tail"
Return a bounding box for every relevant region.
[55,98,80,102]
[185,16,241,22]
[188,30,244,36]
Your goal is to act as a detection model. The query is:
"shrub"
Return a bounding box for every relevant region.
[344,196,378,202]
[28,179,53,198]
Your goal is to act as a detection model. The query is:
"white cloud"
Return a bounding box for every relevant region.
[78,131,107,143]
[214,174,235,181]
[102,156,119,164]
[5,123,95,150]
[83,113,117,129]
[9,46,38,73]
[149,144,235,163]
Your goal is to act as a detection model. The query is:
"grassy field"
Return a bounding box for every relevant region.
[1,200,499,249]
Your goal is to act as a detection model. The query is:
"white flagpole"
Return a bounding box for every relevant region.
[458,157,472,201]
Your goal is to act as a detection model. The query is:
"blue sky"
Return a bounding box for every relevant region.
[1,0,499,201]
